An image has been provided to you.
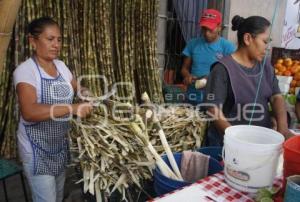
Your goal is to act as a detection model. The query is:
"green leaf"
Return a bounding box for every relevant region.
[255,187,279,202]
[255,188,272,202]
[270,187,280,195]
[285,95,296,105]
[260,197,274,202]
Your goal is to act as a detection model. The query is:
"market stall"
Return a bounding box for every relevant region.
[272,47,300,128]
[149,172,283,202]
[1,0,300,202]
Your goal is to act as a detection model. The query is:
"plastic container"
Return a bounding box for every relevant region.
[271,47,300,66]
[283,136,300,192]
[284,175,300,202]
[276,76,293,84]
[276,76,292,94]
[278,82,290,94]
[224,125,284,193]
[154,152,223,196]
[163,84,186,103]
[197,146,223,162]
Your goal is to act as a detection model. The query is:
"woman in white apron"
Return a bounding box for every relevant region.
[13,17,92,202]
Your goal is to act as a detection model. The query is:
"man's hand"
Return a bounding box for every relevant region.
[183,75,196,85]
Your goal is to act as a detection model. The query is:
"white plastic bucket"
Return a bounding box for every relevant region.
[223,125,284,193]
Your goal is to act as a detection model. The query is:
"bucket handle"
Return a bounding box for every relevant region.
[222,147,282,171]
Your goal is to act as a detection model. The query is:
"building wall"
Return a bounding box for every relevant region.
[227,0,287,48]
[282,0,300,49]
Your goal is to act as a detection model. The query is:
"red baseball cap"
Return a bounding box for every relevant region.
[199,9,222,30]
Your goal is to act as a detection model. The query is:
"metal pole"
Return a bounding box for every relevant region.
[222,0,231,38]
[156,0,168,82]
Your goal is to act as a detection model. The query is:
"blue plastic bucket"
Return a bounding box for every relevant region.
[154,152,223,196]
[284,175,300,202]
[197,146,223,162]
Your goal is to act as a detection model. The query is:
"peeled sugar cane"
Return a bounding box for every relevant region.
[141,92,183,180]
[195,78,207,89]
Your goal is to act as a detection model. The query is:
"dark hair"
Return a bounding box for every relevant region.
[231,15,270,46]
[27,17,59,37]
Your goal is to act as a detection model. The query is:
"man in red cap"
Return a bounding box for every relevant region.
[181,9,236,105]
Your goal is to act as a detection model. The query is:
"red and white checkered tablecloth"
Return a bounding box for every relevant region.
[149,171,283,202]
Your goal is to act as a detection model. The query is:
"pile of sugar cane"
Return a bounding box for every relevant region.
[70,93,207,201]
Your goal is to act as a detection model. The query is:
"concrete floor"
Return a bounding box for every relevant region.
[0,166,155,202]
[0,167,84,202]
[0,173,32,202]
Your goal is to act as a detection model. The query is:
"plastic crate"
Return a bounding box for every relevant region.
[271,47,300,65]
[163,84,187,103]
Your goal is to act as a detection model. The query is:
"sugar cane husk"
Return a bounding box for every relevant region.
[110,172,127,194]
[89,164,95,195]
[83,165,90,193]
[95,179,102,202]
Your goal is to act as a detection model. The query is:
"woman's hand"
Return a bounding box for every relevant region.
[270,94,294,140]
[278,127,295,140]
[72,102,93,118]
